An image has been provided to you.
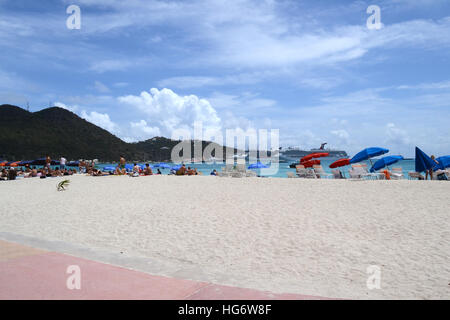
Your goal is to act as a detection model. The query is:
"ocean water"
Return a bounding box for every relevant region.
[97,159,417,178]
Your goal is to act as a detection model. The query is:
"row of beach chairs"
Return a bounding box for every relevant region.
[218,163,258,178]
[288,164,408,180]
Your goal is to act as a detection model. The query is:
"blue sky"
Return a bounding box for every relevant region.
[1,0,450,157]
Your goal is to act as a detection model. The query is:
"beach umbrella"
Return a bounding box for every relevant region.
[66,161,80,167]
[5,161,20,167]
[329,158,350,169]
[301,160,321,168]
[370,155,404,173]
[350,147,389,165]
[248,162,269,169]
[415,147,436,173]
[102,166,116,171]
[433,156,450,171]
[171,165,182,171]
[300,152,329,163]
[155,163,171,169]
[30,158,60,166]
[124,164,147,171]
[18,160,33,166]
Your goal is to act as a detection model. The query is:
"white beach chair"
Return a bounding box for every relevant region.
[231,172,244,178]
[236,163,246,173]
[331,169,345,179]
[224,164,234,172]
[350,165,369,180]
[296,165,308,178]
[313,165,333,179]
[287,172,296,178]
[408,172,423,180]
[246,171,257,177]
[390,167,404,180]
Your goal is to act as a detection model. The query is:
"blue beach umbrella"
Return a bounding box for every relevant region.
[155,163,171,169]
[30,158,60,166]
[415,147,436,173]
[66,161,80,167]
[171,165,182,171]
[350,147,389,165]
[433,156,450,171]
[370,155,404,173]
[124,164,148,171]
[102,166,116,171]
[248,162,269,169]
[18,160,33,166]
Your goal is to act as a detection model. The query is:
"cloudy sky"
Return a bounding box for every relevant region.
[1,0,449,156]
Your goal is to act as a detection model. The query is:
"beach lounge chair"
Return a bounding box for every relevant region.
[287,172,296,178]
[236,163,246,173]
[224,164,234,172]
[331,169,345,179]
[296,165,308,178]
[246,171,257,177]
[408,172,423,180]
[348,168,363,180]
[349,165,370,180]
[390,167,404,180]
[313,165,333,179]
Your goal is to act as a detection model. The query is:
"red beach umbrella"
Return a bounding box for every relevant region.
[329,158,350,169]
[0,162,7,166]
[300,152,329,163]
[9,161,20,167]
[301,159,321,168]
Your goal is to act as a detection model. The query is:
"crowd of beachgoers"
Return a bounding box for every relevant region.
[0,155,217,181]
[1,147,449,181]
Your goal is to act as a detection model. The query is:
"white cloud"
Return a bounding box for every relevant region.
[385,123,410,146]
[54,102,79,113]
[93,81,111,93]
[331,129,350,145]
[126,120,161,142]
[89,59,135,73]
[118,88,222,137]
[80,110,119,133]
[397,80,450,90]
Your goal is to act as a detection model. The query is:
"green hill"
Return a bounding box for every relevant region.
[0,104,236,162]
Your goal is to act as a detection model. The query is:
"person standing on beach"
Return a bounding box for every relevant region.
[426,155,440,180]
[60,156,66,170]
[45,155,51,169]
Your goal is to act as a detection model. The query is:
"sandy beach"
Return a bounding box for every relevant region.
[0,175,449,299]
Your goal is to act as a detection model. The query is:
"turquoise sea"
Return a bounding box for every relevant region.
[96,159,417,178]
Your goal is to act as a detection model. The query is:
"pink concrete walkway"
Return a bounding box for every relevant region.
[0,240,331,300]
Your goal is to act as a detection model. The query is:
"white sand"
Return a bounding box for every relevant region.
[0,175,449,299]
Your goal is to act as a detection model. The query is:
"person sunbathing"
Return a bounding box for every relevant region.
[144,164,153,175]
[176,164,187,176]
[187,167,194,175]
[133,163,141,174]
[114,166,123,175]
[0,169,7,180]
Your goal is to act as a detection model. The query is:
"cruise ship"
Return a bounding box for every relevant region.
[279,143,348,162]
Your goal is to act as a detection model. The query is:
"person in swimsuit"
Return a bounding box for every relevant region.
[426,155,440,180]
